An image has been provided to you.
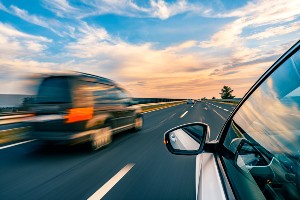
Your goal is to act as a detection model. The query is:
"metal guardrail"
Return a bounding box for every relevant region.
[133,98,185,104]
[0,114,34,125]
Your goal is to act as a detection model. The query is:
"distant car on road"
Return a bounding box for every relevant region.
[29,72,143,151]
[164,40,300,199]
[186,99,193,104]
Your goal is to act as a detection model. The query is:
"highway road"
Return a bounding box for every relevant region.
[0,101,235,200]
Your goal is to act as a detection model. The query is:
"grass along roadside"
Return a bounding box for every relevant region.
[0,126,31,145]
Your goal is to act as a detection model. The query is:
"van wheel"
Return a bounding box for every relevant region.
[89,126,112,151]
[134,116,143,131]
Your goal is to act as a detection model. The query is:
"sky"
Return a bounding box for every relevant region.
[0,0,299,99]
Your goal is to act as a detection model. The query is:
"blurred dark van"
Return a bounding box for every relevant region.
[29,72,143,150]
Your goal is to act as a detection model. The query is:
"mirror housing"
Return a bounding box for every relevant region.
[164,122,211,155]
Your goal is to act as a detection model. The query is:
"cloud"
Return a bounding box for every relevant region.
[42,0,206,20]
[0,22,57,94]
[0,58,62,94]
[0,22,51,59]
[197,0,300,91]
[0,2,75,37]
[1,0,299,98]
[200,0,300,48]
[219,0,300,25]
[61,23,224,96]
[149,0,201,19]
[200,18,245,48]
[165,40,198,52]
[62,22,273,98]
[60,17,300,98]
[65,23,215,75]
[42,0,80,18]
[247,21,300,40]
[0,22,50,42]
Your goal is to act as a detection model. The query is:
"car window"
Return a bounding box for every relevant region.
[221,48,300,200]
[116,88,132,100]
[105,87,121,100]
[36,77,71,104]
[72,80,95,107]
[93,84,120,102]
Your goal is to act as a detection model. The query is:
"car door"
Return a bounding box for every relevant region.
[114,88,135,128]
[217,42,300,200]
[93,84,124,130]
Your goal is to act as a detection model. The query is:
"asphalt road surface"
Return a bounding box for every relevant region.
[0,101,235,200]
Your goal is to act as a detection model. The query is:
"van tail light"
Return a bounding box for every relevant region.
[64,107,93,123]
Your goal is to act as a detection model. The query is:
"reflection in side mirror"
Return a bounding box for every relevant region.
[169,127,201,151]
[164,122,210,155]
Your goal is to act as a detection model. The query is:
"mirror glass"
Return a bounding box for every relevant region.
[168,125,204,151]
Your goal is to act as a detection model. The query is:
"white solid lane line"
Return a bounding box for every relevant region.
[213,110,226,120]
[88,163,135,200]
[180,111,188,118]
[0,139,36,150]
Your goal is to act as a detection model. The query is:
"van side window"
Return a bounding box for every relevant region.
[116,88,131,100]
[73,80,94,107]
[221,48,300,199]
[36,76,71,104]
[93,84,121,103]
[105,87,121,100]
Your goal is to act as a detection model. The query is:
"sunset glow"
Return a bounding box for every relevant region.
[0,0,299,98]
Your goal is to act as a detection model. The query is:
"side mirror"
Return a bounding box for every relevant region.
[164,122,210,155]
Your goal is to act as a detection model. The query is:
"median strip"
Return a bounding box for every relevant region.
[88,163,135,200]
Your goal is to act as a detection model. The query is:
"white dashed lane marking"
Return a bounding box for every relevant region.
[88,164,135,200]
[180,111,188,118]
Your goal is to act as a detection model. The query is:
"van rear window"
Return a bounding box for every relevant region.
[36,77,71,103]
